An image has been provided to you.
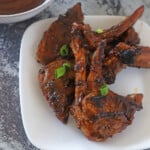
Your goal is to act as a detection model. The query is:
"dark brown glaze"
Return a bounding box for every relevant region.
[0,0,45,15]
[38,59,75,123]
[78,91,143,141]
[36,3,146,141]
[36,2,83,65]
[70,37,87,105]
[120,27,140,46]
[71,37,143,141]
[87,42,105,91]
[103,55,126,84]
[84,5,144,49]
[100,6,144,41]
[103,42,141,84]
[130,46,150,68]
[104,27,140,56]
[71,22,92,50]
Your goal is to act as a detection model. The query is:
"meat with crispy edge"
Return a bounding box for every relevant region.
[104,27,140,55]
[84,5,144,49]
[38,59,74,123]
[36,2,83,65]
[130,46,150,68]
[70,37,143,141]
[102,44,150,84]
[103,42,141,84]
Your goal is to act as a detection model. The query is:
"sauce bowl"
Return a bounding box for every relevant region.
[0,0,52,23]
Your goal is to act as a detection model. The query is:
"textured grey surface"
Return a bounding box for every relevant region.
[0,0,150,149]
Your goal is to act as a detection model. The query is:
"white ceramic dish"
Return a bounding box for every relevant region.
[0,0,52,23]
[19,16,150,150]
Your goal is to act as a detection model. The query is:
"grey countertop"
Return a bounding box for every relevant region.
[0,0,150,149]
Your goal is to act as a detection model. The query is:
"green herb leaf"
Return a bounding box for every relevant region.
[100,84,108,96]
[95,28,104,34]
[55,62,71,79]
[55,66,66,79]
[63,62,71,70]
[60,44,69,56]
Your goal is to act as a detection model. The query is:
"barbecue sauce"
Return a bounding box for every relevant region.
[0,0,45,15]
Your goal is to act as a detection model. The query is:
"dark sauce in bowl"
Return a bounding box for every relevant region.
[0,0,45,15]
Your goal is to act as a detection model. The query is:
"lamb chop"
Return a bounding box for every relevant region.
[70,36,143,141]
[84,5,144,51]
[103,44,150,84]
[38,59,74,123]
[103,42,141,84]
[36,2,83,65]
[104,27,140,55]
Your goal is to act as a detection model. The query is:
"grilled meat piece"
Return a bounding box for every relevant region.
[71,22,92,51]
[38,59,75,123]
[103,43,150,84]
[104,27,140,55]
[36,2,83,65]
[70,37,143,141]
[84,5,144,49]
[78,91,143,141]
[130,46,150,68]
[100,6,143,41]
[120,27,140,46]
[103,42,140,84]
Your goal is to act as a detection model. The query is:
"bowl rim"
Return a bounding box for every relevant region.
[0,0,51,17]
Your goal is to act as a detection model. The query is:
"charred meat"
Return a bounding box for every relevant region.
[120,27,140,46]
[36,3,148,141]
[84,6,144,49]
[38,59,75,123]
[103,42,141,84]
[36,3,83,65]
[130,46,150,68]
[104,27,140,55]
[70,37,143,141]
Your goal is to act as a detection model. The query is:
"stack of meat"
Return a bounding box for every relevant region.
[37,3,150,141]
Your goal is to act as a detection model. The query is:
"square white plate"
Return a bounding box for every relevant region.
[19,16,150,150]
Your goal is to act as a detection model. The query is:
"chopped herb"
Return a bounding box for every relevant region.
[95,28,104,34]
[60,44,69,56]
[55,62,71,79]
[63,62,71,70]
[100,84,108,96]
[55,66,66,79]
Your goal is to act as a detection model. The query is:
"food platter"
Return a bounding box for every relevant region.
[19,16,150,150]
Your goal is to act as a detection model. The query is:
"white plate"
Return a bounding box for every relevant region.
[0,0,52,23]
[19,16,150,150]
